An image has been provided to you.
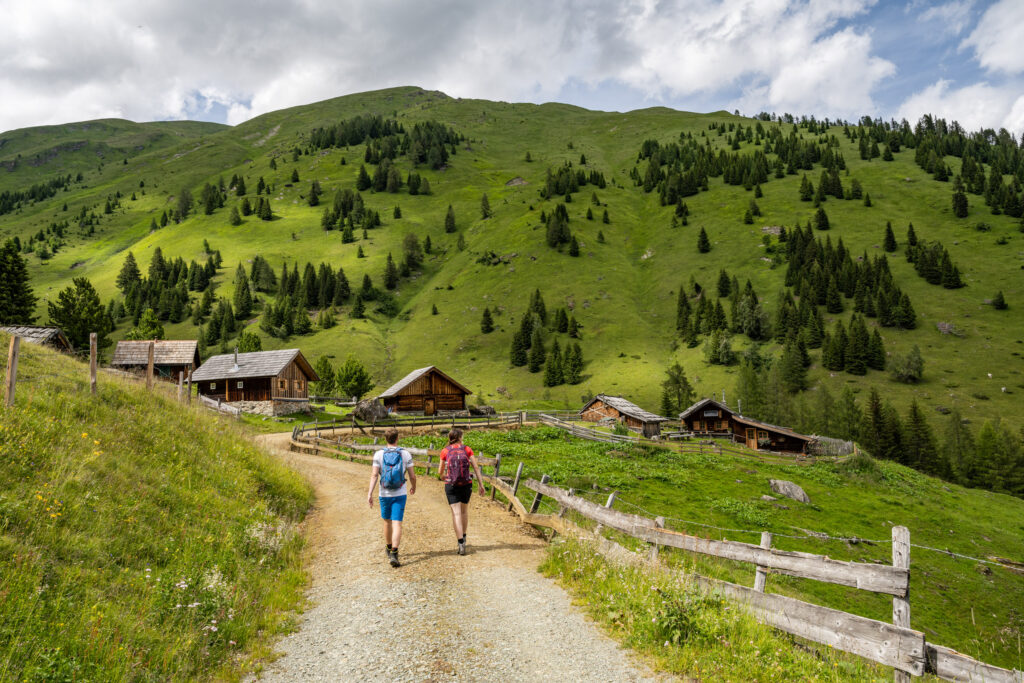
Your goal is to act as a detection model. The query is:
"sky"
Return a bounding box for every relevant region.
[1,0,1022,135]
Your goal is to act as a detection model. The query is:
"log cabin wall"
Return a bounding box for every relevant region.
[271,360,310,399]
[581,400,620,423]
[383,369,468,413]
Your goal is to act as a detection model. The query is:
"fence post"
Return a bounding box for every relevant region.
[89,333,97,395]
[425,454,433,477]
[892,525,911,683]
[508,461,524,511]
[754,532,774,592]
[146,341,154,390]
[4,336,20,408]
[529,474,551,514]
[594,491,617,536]
[648,516,665,562]
[186,369,192,404]
[491,454,502,500]
[177,371,184,401]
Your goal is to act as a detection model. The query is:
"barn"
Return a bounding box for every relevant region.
[579,394,669,438]
[378,366,471,415]
[191,348,319,416]
[679,398,813,453]
[0,326,72,353]
[110,340,200,381]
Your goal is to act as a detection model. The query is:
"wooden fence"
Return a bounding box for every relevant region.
[198,393,241,417]
[288,430,1023,683]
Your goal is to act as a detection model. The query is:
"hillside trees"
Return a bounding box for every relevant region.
[47,278,110,351]
[334,355,374,400]
[0,240,37,324]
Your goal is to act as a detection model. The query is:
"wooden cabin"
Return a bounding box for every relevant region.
[191,349,319,414]
[378,366,471,415]
[110,340,200,381]
[0,326,72,353]
[580,394,669,438]
[679,398,813,453]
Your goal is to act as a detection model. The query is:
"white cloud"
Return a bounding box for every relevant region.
[0,0,896,132]
[961,0,1024,74]
[896,79,1024,134]
[919,0,974,35]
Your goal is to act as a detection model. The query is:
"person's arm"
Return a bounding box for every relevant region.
[367,463,380,507]
[437,451,446,481]
[469,455,486,494]
[406,452,417,495]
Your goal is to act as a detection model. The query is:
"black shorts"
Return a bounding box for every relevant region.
[444,483,473,505]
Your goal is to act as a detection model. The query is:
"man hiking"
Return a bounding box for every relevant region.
[367,428,416,567]
[437,428,486,555]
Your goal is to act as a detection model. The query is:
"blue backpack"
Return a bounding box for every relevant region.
[380,447,406,490]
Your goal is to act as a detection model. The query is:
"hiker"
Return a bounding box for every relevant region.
[367,428,416,567]
[437,428,486,555]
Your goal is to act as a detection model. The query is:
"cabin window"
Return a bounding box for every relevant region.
[278,379,287,390]
[237,381,244,389]
[703,409,719,417]
[294,379,304,391]
[209,382,216,390]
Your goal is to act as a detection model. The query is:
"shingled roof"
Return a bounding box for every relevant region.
[580,394,668,423]
[378,366,472,398]
[191,349,319,382]
[0,325,72,352]
[110,340,200,367]
[679,398,812,442]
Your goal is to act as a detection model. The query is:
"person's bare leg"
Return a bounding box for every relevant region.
[390,520,403,549]
[450,503,465,539]
[383,519,393,547]
[460,506,469,538]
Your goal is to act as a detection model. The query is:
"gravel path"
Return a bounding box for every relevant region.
[250,433,660,682]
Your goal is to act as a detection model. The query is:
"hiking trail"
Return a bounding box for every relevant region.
[250,433,661,682]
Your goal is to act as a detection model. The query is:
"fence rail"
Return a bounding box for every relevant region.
[199,394,241,417]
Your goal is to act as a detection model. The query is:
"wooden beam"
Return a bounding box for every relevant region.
[186,369,192,404]
[925,644,1023,683]
[754,531,773,593]
[508,461,524,512]
[4,336,19,408]
[649,516,665,562]
[491,454,502,500]
[178,371,184,402]
[525,478,908,597]
[146,341,154,390]
[892,525,911,683]
[528,474,551,514]
[89,333,97,395]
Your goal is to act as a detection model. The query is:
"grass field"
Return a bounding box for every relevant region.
[0,334,313,681]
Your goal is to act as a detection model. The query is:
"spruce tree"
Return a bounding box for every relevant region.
[383,253,399,290]
[814,207,830,230]
[905,400,942,474]
[233,276,253,320]
[883,222,897,252]
[356,165,371,191]
[564,343,583,384]
[350,296,365,319]
[543,339,563,386]
[602,209,609,224]
[480,307,494,333]
[480,193,492,219]
[568,315,580,338]
[717,269,731,297]
[115,251,142,295]
[868,329,886,370]
[445,204,456,233]
[229,206,242,225]
[906,223,917,246]
[528,329,545,372]
[569,235,580,256]
[431,303,439,315]
[992,291,1008,309]
[697,227,711,253]
[510,330,528,366]
[779,340,807,393]
[46,277,110,350]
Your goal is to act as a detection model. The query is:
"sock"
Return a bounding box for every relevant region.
[460,535,466,544]
[386,543,392,551]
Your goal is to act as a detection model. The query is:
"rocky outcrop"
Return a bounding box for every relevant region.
[354,398,389,422]
[768,479,811,504]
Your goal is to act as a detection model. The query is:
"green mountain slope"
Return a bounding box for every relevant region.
[2,86,1022,444]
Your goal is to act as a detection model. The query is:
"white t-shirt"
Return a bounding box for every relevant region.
[372,448,414,497]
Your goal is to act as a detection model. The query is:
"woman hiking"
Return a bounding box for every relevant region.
[367,428,416,567]
[437,428,485,555]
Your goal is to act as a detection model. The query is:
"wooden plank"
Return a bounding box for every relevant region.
[4,336,19,407]
[508,461,524,512]
[926,644,1024,683]
[491,454,502,500]
[595,491,617,535]
[177,371,184,401]
[186,369,192,404]
[529,474,551,514]
[892,525,912,683]
[89,333,97,395]
[525,478,908,597]
[754,531,773,593]
[649,516,665,562]
[692,574,926,675]
[146,341,154,390]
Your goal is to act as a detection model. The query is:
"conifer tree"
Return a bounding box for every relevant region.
[868,329,886,370]
[697,227,711,253]
[661,362,694,415]
[906,223,917,246]
[814,207,830,230]
[602,209,609,224]
[350,296,365,319]
[564,343,583,384]
[992,291,1007,309]
[568,315,580,338]
[597,230,605,243]
[445,204,456,233]
[229,206,242,225]
[883,222,897,251]
[779,340,807,393]
[431,303,439,316]
[543,339,563,386]
[904,400,942,475]
[46,277,109,350]
[825,277,843,313]
[569,235,580,256]
[717,269,731,297]
[115,251,142,295]
[356,165,371,191]
[480,307,494,333]
[528,329,545,372]
[480,193,492,219]
[510,330,528,366]
[335,355,374,399]
[799,174,813,201]
[233,275,253,320]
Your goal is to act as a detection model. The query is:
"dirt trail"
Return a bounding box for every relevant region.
[251,433,659,682]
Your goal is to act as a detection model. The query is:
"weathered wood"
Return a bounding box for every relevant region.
[692,574,926,675]
[892,525,911,683]
[425,454,433,477]
[526,478,908,596]
[186,369,192,404]
[594,490,617,536]
[89,333,97,395]
[508,461,524,511]
[926,643,1024,683]
[146,341,154,390]
[649,516,665,562]
[754,531,773,593]
[491,454,502,500]
[528,474,551,514]
[177,371,184,401]
[4,336,19,408]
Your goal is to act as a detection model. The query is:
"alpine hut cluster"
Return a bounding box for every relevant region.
[190,348,318,416]
[579,394,669,438]
[679,398,813,453]
[110,340,200,382]
[378,366,471,415]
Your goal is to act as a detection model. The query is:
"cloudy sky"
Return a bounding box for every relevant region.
[1,0,1022,134]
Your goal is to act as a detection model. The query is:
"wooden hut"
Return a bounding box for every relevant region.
[679,398,813,453]
[579,394,669,438]
[378,366,471,415]
[191,349,319,416]
[110,340,200,381]
[0,326,72,353]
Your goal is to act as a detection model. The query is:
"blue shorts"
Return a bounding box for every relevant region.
[379,495,407,521]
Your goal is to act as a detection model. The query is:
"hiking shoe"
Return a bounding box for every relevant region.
[457,541,466,556]
[389,550,401,568]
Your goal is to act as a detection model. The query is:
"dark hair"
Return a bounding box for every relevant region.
[448,427,463,444]
[385,427,399,445]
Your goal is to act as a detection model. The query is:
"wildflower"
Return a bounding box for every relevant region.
[81,432,88,438]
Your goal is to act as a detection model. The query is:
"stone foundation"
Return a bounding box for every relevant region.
[228,400,311,417]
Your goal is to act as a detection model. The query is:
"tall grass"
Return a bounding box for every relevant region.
[0,335,313,681]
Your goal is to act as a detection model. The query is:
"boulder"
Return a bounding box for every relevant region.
[469,405,497,416]
[760,494,777,502]
[769,479,811,504]
[353,398,389,422]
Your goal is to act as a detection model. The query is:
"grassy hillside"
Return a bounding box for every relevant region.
[1,85,1022,435]
[0,333,312,681]
[394,426,1024,670]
